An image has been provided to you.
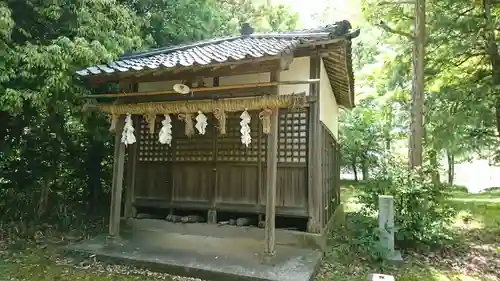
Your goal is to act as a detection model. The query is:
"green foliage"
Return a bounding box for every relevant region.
[341,0,500,186]
[329,213,389,261]
[339,98,386,180]
[357,158,457,246]
[0,0,299,228]
[322,183,500,280]
[218,0,299,34]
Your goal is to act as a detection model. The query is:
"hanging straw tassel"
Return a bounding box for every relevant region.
[121,113,136,146]
[108,112,119,132]
[195,111,208,135]
[159,114,172,146]
[213,108,227,135]
[178,113,195,137]
[240,109,251,147]
[143,113,156,134]
[93,93,307,115]
[258,109,273,134]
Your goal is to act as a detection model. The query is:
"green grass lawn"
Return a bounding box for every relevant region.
[0,184,498,281]
[318,182,500,281]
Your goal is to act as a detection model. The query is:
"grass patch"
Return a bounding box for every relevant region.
[318,182,500,281]
[0,246,174,281]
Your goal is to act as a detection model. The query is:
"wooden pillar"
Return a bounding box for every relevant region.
[307,54,322,233]
[124,115,139,218]
[264,71,280,257]
[109,116,126,236]
[208,76,220,224]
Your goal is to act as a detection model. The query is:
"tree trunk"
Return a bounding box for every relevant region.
[408,0,426,168]
[361,154,369,181]
[87,140,104,212]
[429,149,440,185]
[447,150,455,185]
[352,156,358,181]
[483,0,500,136]
[38,165,56,218]
[37,179,50,218]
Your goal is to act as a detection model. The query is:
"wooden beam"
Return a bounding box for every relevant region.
[109,115,126,236]
[264,70,280,258]
[293,42,345,58]
[307,55,322,233]
[81,80,320,99]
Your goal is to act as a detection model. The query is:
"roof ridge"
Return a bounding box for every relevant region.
[120,20,354,61]
[121,35,242,60]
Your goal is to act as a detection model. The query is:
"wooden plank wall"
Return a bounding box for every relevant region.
[320,122,341,227]
[131,109,310,217]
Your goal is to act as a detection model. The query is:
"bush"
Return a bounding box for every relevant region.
[450,185,468,193]
[356,157,456,247]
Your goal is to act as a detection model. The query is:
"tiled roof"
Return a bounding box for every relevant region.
[76,37,300,76]
[76,20,358,77]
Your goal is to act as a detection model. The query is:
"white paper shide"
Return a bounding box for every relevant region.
[121,113,136,146]
[240,109,251,147]
[158,114,172,146]
[195,111,208,135]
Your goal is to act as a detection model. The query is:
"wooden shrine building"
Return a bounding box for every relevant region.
[77,21,359,258]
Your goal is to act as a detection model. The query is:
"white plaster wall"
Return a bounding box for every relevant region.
[319,58,339,139]
[219,73,270,85]
[278,57,310,96]
[138,80,183,92]
[138,57,311,95]
[137,74,272,92]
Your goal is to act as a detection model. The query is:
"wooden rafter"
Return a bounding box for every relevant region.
[81,80,320,99]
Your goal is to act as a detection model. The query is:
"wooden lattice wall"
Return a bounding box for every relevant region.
[131,109,310,217]
[320,122,341,227]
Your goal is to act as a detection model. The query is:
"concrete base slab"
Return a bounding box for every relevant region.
[122,219,327,251]
[387,250,404,265]
[64,234,323,281]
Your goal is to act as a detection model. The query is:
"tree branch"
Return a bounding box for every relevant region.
[456,7,475,18]
[453,52,486,67]
[376,21,414,39]
[378,0,415,5]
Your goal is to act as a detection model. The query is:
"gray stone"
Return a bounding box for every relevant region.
[368,273,395,281]
[136,213,154,219]
[236,217,253,226]
[378,195,403,264]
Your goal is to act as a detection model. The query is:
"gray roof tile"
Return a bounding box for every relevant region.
[76,21,357,77]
